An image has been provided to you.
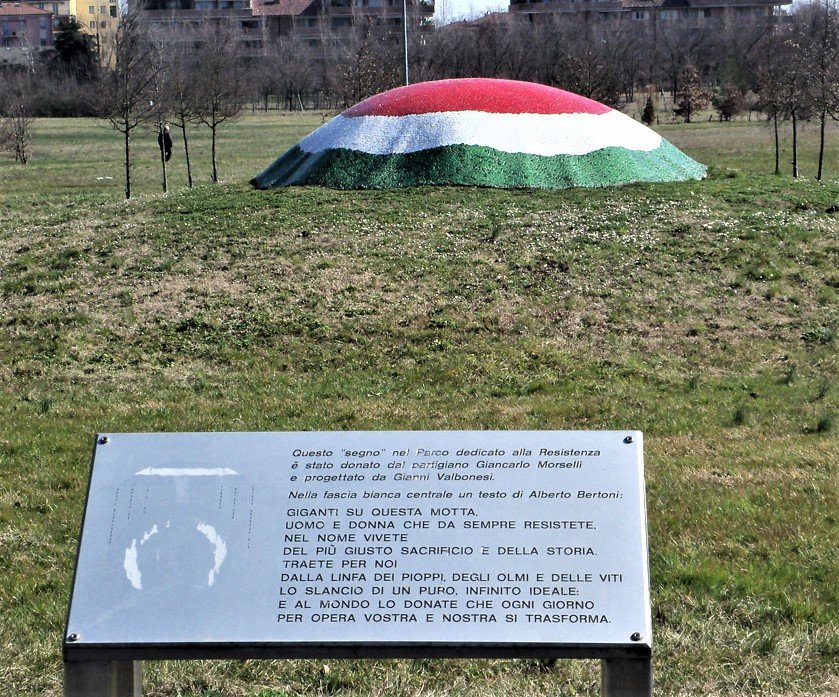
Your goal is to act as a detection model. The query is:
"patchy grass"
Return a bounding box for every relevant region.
[0,113,837,696]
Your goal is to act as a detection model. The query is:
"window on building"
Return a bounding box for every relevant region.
[53,3,58,12]
[110,5,117,16]
[632,10,647,20]
[88,6,95,13]
[100,20,106,27]
[89,20,95,28]
[660,9,676,19]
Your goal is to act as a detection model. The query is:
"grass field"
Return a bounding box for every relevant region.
[0,112,837,696]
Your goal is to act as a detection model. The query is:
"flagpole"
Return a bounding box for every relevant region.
[403,0,409,85]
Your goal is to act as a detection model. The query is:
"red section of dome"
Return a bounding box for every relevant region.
[343,79,612,118]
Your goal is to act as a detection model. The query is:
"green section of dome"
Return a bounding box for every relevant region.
[251,140,706,191]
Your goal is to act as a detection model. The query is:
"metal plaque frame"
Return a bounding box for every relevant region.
[65,430,652,696]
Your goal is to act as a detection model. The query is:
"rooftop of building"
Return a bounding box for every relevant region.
[0,2,53,15]
[251,0,320,15]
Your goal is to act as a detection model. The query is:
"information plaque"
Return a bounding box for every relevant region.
[66,430,651,663]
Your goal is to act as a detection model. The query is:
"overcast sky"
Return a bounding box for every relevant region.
[434,0,509,24]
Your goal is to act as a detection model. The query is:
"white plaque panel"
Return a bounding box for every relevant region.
[66,431,651,658]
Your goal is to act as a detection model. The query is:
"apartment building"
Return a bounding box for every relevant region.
[69,0,118,56]
[0,2,52,66]
[19,0,70,32]
[508,0,788,26]
[11,1,116,60]
[141,0,262,52]
[251,0,433,44]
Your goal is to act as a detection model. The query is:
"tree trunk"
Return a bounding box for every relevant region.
[181,123,193,189]
[817,110,826,181]
[124,127,131,200]
[791,109,798,179]
[158,127,168,194]
[211,123,218,183]
[773,112,780,176]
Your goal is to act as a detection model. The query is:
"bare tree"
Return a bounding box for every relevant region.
[526,16,626,107]
[0,73,34,164]
[607,22,644,104]
[268,32,316,111]
[777,34,810,178]
[712,16,774,92]
[193,21,248,183]
[500,18,537,82]
[160,25,201,187]
[101,5,157,199]
[656,23,712,99]
[424,22,474,80]
[470,17,514,78]
[323,14,401,108]
[801,0,839,180]
[146,30,174,193]
[757,31,786,175]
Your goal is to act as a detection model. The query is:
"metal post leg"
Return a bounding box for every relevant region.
[65,660,142,697]
[601,658,652,697]
[115,661,143,696]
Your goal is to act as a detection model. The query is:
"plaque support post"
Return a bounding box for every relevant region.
[600,657,652,697]
[64,659,142,697]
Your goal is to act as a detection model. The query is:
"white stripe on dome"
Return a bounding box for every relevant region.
[298,110,661,157]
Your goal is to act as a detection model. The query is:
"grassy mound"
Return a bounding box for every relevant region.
[0,115,836,696]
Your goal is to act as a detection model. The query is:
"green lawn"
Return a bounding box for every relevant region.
[0,113,837,696]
